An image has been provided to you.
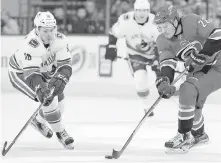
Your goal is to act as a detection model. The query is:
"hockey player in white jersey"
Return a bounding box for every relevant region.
[105,0,160,116]
[8,11,74,149]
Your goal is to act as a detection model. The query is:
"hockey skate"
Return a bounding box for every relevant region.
[56,129,74,149]
[31,114,53,138]
[191,132,209,148]
[165,131,195,154]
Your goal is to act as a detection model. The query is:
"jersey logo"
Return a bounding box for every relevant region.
[176,41,203,61]
[24,53,32,60]
[56,32,63,39]
[123,14,130,20]
[28,39,39,48]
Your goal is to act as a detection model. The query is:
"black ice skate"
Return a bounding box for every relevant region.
[165,131,194,154]
[56,129,74,149]
[31,114,53,138]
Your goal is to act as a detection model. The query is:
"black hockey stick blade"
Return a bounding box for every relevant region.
[105,149,121,159]
[2,141,8,156]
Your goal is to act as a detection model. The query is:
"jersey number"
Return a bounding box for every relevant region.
[198,18,210,27]
[24,53,32,60]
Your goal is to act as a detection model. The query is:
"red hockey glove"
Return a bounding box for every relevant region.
[156,76,176,99]
[185,50,207,73]
[36,83,54,106]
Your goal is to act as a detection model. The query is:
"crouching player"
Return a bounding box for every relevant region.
[8,11,74,149]
[154,5,221,153]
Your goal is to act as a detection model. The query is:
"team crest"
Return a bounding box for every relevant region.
[168,5,174,15]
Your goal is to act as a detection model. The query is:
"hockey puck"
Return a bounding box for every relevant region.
[105,155,113,159]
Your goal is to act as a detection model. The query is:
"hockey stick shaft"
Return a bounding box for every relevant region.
[117,56,186,74]
[117,56,149,65]
[114,68,188,158]
[2,88,54,156]
[2,102,44,156]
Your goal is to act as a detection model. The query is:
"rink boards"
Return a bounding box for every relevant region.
[1,36,221,101]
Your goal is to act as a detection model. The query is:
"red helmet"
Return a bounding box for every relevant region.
[154,5,179,24]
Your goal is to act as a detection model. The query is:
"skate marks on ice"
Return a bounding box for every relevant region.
[1,135,221,163]
[1,94,221,163]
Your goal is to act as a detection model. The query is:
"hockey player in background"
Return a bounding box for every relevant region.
[8,11,74,149]
[154,5,221,153]
[105,0,160,116]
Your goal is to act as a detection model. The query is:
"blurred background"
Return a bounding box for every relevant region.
[1,0,221,35]
[1,0,221,98]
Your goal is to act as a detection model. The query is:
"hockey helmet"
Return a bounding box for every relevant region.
[34,11,56,28]
[154,5,179,24]
[134,0,150,10]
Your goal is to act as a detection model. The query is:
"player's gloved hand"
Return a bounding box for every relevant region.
[48,72,69,96]
[36,83,54,106]
[105,44,117,61]
[155,76,176,99]
[185,50,207,73]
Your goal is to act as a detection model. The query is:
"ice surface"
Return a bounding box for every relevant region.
[1,93,221,163]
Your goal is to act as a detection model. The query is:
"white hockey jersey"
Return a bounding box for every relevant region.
[9,29,72,79]
[110,11,160,59]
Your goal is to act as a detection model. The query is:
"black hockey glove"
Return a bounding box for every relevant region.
[36,83,54,106]
[48,66,72,96]
[105,45,117,62]
[155,76,176,99]
[185,50,207,73]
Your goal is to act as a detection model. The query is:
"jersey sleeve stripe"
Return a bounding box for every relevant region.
[160,64,176,70]
[160,59,177,70]
[9,56,21,70]
[208,28,221,40]
[9,71,36,99]
[23,66,40,70]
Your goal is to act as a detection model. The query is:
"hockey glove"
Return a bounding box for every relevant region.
[156,76,176,99]
[185,50,207,73]
[48,72,69,96]
[105,45,117,62]
[48,65,72,96]
[36,83,54,106]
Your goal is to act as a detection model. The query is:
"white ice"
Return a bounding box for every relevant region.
[1,92,221,163]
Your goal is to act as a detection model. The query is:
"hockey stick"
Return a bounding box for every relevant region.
[117,56,150,65]
[2,88,54,156]
[105,68,188,159]
[117,56,187,75]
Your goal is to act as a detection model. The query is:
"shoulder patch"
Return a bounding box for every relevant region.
[56,32,64,39]
[123,13,130,20]
[28,39,39,48]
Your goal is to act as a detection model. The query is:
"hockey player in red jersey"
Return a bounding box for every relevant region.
[8,12,74,149]
[154,5,221,153]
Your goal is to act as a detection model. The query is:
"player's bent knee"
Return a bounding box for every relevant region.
[133,70,149,98]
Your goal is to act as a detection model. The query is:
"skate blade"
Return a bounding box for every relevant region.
[190,138,209,149]
[58,139,74,150]
[30,123,53,138]
[65,144,74,150]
